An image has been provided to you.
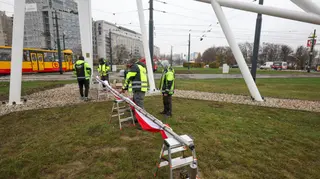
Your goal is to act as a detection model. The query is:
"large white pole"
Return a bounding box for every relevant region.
[196,0,320,25]
[8,0,26,105]
[210,0,263,101]
[77,0,93,79]
[290,0,320,16]
[136,0,156,92]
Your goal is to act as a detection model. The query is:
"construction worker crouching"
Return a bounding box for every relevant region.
[97,58,110,89]
[73,56,92,101]
[121,58,148,128]
[159,61,175,117]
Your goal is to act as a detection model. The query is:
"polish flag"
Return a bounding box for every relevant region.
[107,86,173,139]
[134,109,172,139]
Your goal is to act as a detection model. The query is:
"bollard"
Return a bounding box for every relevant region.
[189,162,198,179]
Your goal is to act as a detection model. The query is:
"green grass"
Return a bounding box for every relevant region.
[155,67,320,75]
[0,80,76,101]
[172,78,320,101]
[0,97,319,178]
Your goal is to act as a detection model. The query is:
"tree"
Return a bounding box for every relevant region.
[294,46,309,70]
[113,45,129,65]
[225,47,236,65]
[195,53,202,63]
[239,42,253,63]
[202,47,217,64]
[280,45,293,62]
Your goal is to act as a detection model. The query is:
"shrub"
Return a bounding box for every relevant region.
[209,62,220,68]
[183,62,205,68]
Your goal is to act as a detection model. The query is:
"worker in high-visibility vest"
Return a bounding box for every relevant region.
[159,62,175,117]
[73,56,92,101]
[122,58,148,109]
[97,58,110,88]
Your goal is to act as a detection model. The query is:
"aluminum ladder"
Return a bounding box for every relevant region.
[154,135,199,179]
[109,99,135,130]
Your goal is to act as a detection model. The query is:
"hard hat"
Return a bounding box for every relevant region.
[161,60,170,68]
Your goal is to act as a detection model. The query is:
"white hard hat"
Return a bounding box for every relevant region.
[161,60,170,68]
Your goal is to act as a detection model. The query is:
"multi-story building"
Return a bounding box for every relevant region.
[0,11,13,46]
[154,46,160,58]
[93,20,160,64]
[24,0,81,52]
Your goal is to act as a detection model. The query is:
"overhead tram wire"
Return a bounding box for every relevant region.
[0,0,13,6]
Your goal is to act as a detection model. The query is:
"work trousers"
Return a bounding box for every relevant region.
[78,79,90,97]
[132,91,145,124]
[100,75,109,87]
[163,94,172,115]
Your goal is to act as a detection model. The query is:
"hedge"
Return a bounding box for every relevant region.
[183,62,205,68]
[209,62,220,68]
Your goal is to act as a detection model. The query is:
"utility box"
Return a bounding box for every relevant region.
[112,65,117,72]
[222,64,230,74]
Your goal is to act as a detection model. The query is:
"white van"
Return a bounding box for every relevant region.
[272,61,288,70]
[260,62,273,70]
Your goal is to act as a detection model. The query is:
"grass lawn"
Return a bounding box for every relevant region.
[0,80,76,101]
[0,97,319,178]
[155,67,320,75]
[172,78,320,101]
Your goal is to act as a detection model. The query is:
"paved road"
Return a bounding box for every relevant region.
[0,72,319,82]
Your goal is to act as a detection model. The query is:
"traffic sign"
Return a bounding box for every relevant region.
[307,39,317,47]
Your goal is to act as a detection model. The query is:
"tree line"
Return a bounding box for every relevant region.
[199,42,320,69]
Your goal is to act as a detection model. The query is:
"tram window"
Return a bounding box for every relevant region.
[54,53,64,62]
[23,52,29,61]
[44,52,55,62]
[0,48,11,61]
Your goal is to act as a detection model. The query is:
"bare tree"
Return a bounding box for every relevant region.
[294,46,309,70]
[280,45,293,62]
[239,42,253,63]
[113,45,129,65]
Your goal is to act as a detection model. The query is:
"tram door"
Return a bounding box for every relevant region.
[30,53,38,72]
[37,53,45,71]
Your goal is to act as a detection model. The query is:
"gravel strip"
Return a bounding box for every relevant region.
[1,85,319,116]
[0,83,161,117]
[174,90,320,113]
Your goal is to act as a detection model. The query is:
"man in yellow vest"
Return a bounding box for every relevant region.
[121,58,148,109]
[73,56,92,101]
[97,58,110,88]
[159,62,175,117]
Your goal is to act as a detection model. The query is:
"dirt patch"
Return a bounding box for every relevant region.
[44,161,87,179]
[93,147,127,154]
[120,136,140,141]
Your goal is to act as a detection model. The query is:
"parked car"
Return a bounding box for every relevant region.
[271,61,288,70]
[230,64,239,68]
[260,61,274,70]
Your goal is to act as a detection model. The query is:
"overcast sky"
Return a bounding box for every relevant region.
[1,0,320,54]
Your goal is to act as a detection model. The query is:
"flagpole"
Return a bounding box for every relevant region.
[95,76,195,150]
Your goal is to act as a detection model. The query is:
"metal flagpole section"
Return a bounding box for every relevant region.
[210,0,263,101]
[9,0,27,105]
[196,0,320,25]
[77,0,93,79]
[95,76,194,150]
[290,0,320,16]
[136,0,157,92]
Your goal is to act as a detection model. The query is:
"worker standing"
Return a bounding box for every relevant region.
[97,58,110,88]
[121,58,148,108]
[159,62,175,117]
[73,56,92,101]
[121,58,148,129]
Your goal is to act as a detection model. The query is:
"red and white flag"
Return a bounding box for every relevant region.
[105,82,173,139]
[134,109,172,139]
